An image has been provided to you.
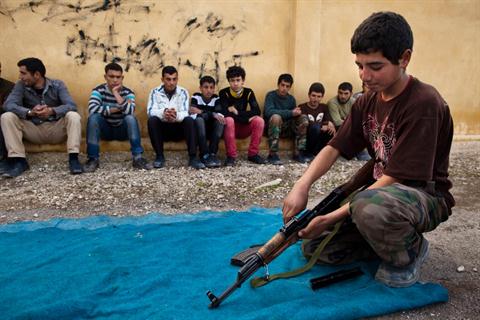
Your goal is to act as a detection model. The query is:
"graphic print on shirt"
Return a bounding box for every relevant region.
[363,114,397,179]
[307,113,324,123]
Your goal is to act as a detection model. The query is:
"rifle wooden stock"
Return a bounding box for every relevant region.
[207,159,374,308]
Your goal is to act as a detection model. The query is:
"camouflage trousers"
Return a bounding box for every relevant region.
[267,114,308,153]
[302,183,450,267]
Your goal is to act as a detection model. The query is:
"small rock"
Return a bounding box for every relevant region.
[457,265,465,272]
[33,213,39,218]
[473,267,478,272]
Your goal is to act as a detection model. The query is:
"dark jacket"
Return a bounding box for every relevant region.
[4,78,77,123]
[219,87,260,123]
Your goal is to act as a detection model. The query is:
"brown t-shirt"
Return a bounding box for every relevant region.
[299,102,333,125]
[329,77,454,208]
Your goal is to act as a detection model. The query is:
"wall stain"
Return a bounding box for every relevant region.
[177,13,243,47]
[2,1,261,79]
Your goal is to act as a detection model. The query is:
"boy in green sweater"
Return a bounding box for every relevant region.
[264,74,309,165]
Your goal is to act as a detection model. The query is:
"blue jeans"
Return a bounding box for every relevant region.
[356,149,371,161]
[195,113,224,156]
[306,123,333,155]
[87,113,144,159]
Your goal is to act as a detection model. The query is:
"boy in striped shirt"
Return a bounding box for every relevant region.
[84,62,151,172]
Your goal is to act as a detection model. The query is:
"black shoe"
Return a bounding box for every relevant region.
[0,159,10,174]
[83,158,99,173]
[153,155,165,169]
[3,159,29,178]
[293,153,309,164]
[248,154,266,164]
[267,153,283,165]
[189,157,206,170]
[132,157,153,170]
[208,154,221,168]
[224,156,236,167]
[202,154,221,168]
[303,152,315,163]
[69,158,83,175]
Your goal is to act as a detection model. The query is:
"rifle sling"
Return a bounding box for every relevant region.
[250,219,344,288]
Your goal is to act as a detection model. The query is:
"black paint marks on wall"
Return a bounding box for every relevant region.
[225,51,260,67]
[66,22,121,65]
[1,0,154,25]
[181,51,221,83]
[0,0,46,24]
[3,2,260,78]
[177,12,243,47]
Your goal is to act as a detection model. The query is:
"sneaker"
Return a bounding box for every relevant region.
[303,152,315,163]
[202,154,220,168]
[153,155,165,169]
[208,154,221,168]
[375,238,430,288]
[201,154,214,168]
[224,156,236,167]
[132,157,153,170]
[3,159,29,178]
[292,152,309,164]
[83,158,99,173]
[69,158,83,175]
[267,153,283,165]
[247,154,266,164]
[189,157,206,170]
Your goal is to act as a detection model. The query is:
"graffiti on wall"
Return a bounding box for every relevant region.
[0,0,154,24]
[0,0,262,80]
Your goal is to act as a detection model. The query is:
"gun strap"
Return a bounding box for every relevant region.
[250,219,344,288]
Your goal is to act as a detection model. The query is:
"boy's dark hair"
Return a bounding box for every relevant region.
[226,66,246,80]
[17,57,46,77]
[338,82,353,92]
[200,75,216,86]
[308,82,325,95]
[162,66,177,77]
[351,11,413,65]
[105,62,123,74]
[277,73,293,85]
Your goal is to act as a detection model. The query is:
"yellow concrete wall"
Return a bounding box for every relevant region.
[1,0,478,139]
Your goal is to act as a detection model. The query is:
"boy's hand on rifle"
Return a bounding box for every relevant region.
[282,182,309,223]
[298,215,331,239]
[299,203,350,239]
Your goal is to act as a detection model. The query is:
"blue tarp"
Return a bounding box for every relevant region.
[0,208,448,319]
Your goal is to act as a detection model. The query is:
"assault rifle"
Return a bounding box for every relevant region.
[206,159,374,308]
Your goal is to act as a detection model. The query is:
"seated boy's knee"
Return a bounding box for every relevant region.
[65,111,81,122]
[269,114,282,126]
[88,113,102,123]
[147,116,160,126]
[183,116,194,126]
[298,114,309,125]
[251,116,264,126]
[194,116,205,125]
[225,117,235,127]
[1,112,19,124]
[124,114,137,125]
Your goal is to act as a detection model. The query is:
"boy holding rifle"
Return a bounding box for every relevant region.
[283,11,454,288]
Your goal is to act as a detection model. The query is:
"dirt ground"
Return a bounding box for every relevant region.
[0,140,478,319]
